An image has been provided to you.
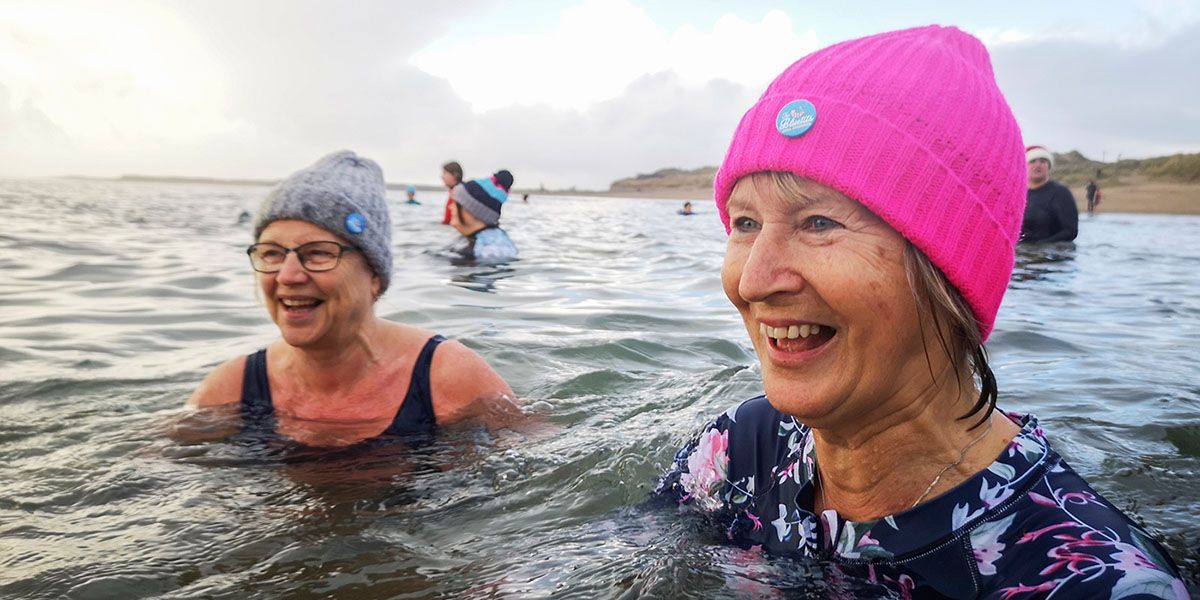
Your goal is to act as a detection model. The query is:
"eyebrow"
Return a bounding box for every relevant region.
[728,179,833,212]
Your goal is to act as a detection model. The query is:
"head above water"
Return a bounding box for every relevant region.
[442,161,464,187]
[453,170,514,226]
[713,25,1027,342]
[253,150,393,293]
[1025,145,1055,170]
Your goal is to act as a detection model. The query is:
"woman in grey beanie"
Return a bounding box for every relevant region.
[187,151,518,446]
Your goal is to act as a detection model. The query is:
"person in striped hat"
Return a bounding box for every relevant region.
[448,169,518,261]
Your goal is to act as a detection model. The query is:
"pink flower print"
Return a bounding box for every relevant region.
[970,514,1014,576]
[680,428,729,511]
[999,580,1060,599]
[857,531,880,547]
[1007,432,1043,460]
[1039,541,1106,576]
[1016,521,1076,544]
[1027,491,1058,507]
[1112,541,1157,573]
[1059,491,1096,506]
[746,510,763,532]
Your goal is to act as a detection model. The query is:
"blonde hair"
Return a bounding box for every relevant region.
[904,244,997,429]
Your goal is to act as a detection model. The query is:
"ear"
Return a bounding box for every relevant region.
[370,273,382,300]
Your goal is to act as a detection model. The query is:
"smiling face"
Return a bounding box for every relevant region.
[721,173,947,430]
[256,220,380,350]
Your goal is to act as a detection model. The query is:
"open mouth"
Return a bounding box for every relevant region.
[759,322,836,353]
[279,297,323,314]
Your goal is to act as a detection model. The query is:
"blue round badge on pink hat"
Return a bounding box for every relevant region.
[344,212,366,235]
[776,100,817,137]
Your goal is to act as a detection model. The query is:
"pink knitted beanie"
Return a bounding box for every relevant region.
[714,25,1026,341]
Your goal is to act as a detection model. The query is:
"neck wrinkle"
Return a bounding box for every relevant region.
[283,315,383,394]
[811,362,980,521]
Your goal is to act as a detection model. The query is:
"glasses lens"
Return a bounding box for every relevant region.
[248,243,286,272]
[298,241,342,271]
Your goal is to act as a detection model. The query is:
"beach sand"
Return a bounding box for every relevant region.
[1068,175,1199,215]
[567,174,1200,215]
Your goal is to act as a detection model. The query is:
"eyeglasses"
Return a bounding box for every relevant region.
[246,241,358,273]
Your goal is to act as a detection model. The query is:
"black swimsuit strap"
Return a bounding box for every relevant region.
[384,335,445,434]
[238,335,446,437]
[239,349,276,432]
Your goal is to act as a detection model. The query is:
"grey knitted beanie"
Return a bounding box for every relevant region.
[253,150,392,292]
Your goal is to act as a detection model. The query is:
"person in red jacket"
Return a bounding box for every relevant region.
[440,161,463,225]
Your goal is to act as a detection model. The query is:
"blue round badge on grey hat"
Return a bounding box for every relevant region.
[344,212,366,235]
[776,99,817,137]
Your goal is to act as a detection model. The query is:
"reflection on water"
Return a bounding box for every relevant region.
[0,180,1196,597]
[1011,242,1077,283]
[449,263,518,293]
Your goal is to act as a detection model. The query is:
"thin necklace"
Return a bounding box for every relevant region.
[814,417,995,513]
[910,418,993,509]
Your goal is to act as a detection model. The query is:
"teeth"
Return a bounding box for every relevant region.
[281,298,318,308]
[760,323,825,340]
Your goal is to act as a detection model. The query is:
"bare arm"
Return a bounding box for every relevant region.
[186,356,246,408]
[428,339,522,427]
[449,202,486,237]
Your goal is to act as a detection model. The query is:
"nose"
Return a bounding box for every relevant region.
[735,228,806,302]
[274,250,310,285]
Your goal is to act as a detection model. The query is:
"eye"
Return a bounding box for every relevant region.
[258,247,285,261]
[306,249,337,260]
[804,215,842,231]
[731,216,760,233]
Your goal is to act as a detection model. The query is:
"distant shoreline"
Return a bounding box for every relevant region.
[565,178,1200,215]
[49,174,1200,215]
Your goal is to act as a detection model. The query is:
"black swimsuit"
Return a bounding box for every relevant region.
[239,335,445,437]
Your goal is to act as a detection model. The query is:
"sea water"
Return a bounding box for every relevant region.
[1,179,1197,598]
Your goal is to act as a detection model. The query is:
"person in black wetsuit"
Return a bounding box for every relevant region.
[1086,179,1100,214]
[1020,145,1078,243]
[187,151,518,447]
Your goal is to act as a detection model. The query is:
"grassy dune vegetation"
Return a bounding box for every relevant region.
[607,152,1200,214]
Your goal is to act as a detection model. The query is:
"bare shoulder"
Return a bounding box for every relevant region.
[187,355,247,408]
[427,338,517,425]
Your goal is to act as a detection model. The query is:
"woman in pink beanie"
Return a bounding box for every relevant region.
[655,26,1187,598]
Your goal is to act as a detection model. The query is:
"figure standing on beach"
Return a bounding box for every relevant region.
[404,185,420,205]
[654,26,1186,598]
[1020,145,1078,242]
[1086,179,1101,214]
[441,161,464,225]
[448,170,518,261]
[187,151,518,447]
[677,201,694,215]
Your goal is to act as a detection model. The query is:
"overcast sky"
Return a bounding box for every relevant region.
[2,0,1198,189]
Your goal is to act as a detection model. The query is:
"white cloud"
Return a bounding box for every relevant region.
[992,21,1200,160]
[411,0,819,112]
[970,27,1035,46]
[0,0,237,147]
[2,0,1197,189]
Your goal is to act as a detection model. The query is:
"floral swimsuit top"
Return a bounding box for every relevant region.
[655,396,1189,599]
